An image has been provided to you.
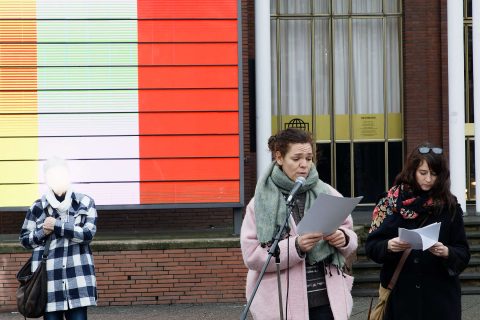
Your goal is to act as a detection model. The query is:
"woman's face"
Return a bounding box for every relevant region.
[45,166,71,196]
[415,160,437,191]
[275,143,313,181]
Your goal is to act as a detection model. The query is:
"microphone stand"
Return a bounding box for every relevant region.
[240,201,295,320]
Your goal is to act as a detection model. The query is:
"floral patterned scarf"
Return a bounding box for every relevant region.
[369,184,434,233]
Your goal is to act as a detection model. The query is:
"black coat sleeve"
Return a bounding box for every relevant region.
[442,205,470,276]
[365,212,404,264]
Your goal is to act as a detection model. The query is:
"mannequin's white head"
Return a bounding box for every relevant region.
[43,157,71,196]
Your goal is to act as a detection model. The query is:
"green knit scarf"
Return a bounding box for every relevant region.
[254,162,346,267]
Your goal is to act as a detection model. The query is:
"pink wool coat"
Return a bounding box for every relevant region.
[240,187,358,320]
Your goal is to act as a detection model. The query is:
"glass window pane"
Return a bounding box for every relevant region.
[468,139,475,200]
[386,17,401,139]
[384,0,400,13]
[279,20,312,115]
[352,18,384,140]
[313,0,330,14]
[388,141,403,188]
[386,17,401,114]
[315,18,331,140]
[333,18,350,140]
[333,0,349,15]
[354,142,385,203]
[352,0,382,14]
[314,19,331,116]
[352,18,383,115]
[279,0,310,14]
[271,20,278,116]
[466,0,472,18]
[333,19,349,116]
[271,0,276,14]
[316,143,332,184]
[467,26,474,123]
[336,143,351,197]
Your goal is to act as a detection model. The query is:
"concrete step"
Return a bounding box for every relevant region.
[352,285,480,297]
[465,231,480,245]
[353,257,480,274]
[353,272,480,284]
[355,244,480,261]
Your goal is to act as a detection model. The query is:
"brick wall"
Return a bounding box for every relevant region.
[0,246,247,312]
[0,208,235,235]
[242,0,257,202]
[403,0,447,155]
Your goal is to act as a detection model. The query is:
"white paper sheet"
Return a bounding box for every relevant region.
[296,193,363,235]
[398,222,441,251]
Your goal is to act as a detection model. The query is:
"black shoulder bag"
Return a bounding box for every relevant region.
[16,228,52,318]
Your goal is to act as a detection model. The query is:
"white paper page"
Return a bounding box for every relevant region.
[398,222,441,250]
[296,194,363,235]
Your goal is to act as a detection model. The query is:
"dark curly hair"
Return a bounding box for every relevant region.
[267,128,313,158]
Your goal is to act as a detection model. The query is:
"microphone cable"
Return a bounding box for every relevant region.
[285,234,290,320]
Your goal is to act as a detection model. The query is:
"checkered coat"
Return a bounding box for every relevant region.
[19,192,97,312]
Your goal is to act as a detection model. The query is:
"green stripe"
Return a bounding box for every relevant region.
[36,1,137,19]
[37,21,138,43]
[38,43,137,66]
[38,90,138,113]
[38,67,138,90]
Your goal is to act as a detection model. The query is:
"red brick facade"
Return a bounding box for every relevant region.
[403,0,449,156]
[0,246,246,312]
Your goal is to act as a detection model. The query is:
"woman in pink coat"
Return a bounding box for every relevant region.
[240,128,358,320]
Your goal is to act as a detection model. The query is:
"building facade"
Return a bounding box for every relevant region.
[0,0,478,311]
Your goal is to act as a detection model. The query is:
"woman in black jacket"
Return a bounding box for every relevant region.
[365,143,470,320]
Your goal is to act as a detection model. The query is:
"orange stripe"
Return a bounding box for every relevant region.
[0,92,38,113]
[140,158,239,181]
[139,112,238,135]
[140,181,240,204]
[140,135,239,158]
[0,67,38,90]
[138,89,238,112]
[0,21,37,42]
[138,66,238,89]
[0,44,38,66]
[138,43,238,65]
[138,20,237,42]
[137,0,237,19]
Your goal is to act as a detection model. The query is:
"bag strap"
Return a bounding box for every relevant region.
[387,215,429,290]
[387,248,410,289]
[41,207,53,261]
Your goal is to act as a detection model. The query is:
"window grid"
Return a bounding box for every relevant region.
[271,0,403,202]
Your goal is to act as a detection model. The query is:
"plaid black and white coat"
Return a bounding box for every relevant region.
[19,192,97,312]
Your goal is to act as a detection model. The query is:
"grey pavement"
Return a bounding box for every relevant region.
[1,295,480,319]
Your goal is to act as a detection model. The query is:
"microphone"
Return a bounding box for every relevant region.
[286,176,306,204]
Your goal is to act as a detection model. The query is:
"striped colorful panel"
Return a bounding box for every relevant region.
[0,1,38,207]
[35,0,140,205]
[137,0,240,204]
[0,0,241,207]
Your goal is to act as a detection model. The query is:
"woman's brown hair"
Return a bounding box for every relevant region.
[394,142,457,212]
[267,128,313,157]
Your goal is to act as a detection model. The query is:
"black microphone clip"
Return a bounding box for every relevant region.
[286,176,306,205]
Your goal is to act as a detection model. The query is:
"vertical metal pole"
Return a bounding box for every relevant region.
[447,0,467,213]
[233,207,242,235]
[255,0,273,179]
[473,0,480,215]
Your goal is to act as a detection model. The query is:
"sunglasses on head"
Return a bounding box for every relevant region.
[418,147,443,154]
